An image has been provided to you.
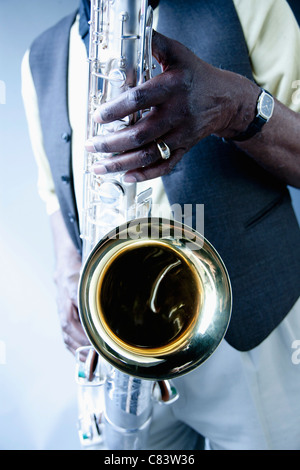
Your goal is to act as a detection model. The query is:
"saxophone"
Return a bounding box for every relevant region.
[76,0,232,450]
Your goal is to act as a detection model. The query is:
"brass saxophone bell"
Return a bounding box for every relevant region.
[78,217,232,380]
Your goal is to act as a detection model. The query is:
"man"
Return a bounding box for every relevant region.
[22,0,300,449]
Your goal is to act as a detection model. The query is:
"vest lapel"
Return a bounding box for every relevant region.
[29,11,81,252]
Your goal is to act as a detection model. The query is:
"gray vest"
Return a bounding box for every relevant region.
[28,0,300,351]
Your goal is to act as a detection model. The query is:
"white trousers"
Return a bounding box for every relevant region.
[148,298,300,450]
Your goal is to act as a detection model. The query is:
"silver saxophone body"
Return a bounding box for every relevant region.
[81,0,153,261]
[76,0,232,450]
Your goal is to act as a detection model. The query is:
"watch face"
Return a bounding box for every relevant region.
[258,92,274,120]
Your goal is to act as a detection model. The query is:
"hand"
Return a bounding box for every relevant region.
[54,251,89,355]
[50,211,89,355]
[86,30,259,182]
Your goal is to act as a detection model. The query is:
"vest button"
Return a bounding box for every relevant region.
[68,212,75,223]
[61,132,71,142]
[61,175,70,184]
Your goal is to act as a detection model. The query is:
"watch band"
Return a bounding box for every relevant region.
[231,89,273,142]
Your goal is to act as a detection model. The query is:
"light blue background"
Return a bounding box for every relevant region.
[0,0,82,450]
[0,0,299,451]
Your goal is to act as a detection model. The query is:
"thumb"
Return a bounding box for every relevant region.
[151,30,177,68]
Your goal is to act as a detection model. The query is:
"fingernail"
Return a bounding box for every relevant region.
[93,108,103,123]
[85,139,96,152]
[124,174,137,183]
[92,164,107,175]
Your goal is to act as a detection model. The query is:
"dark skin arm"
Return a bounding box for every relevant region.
[50,210,88,355]
[86,31,300,188]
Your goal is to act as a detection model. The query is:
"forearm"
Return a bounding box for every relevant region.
[50,210,82,302]
[222,77,300,188]
[50,210,81,272]
[237,99,300,188]
[50,210,87,354]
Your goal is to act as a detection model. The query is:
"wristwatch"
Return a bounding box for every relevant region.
[232,89,274,142]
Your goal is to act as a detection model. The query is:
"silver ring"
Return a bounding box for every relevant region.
[156,139,171,160]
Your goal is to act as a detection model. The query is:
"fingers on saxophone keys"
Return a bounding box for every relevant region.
[85,120,158,155]
[92,78,170,124]
[92,142,163,175]
[85,108,170,155]
[124,148,185,183]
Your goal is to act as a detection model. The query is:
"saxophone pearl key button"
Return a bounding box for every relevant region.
[99,181,124,204]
